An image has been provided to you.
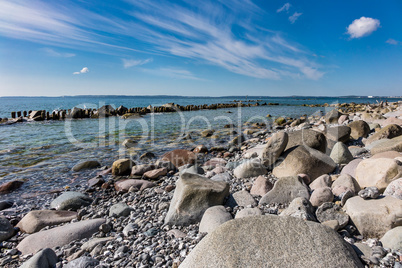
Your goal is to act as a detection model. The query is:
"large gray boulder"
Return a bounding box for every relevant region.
[17,219,105,255]
[285,129,327,153]
[259,176,310,205]
[261,132,288,167]
[348,120,370,140]
[180,215,363,268]
[164,173,229,226]
[380,226,402,251]
[273,145,336,181]
[233,159,267,179]
[370,135,402,155]
[16,210,77,234]
[20,248,58,268]
[344,196,402,238]
[50,192,92,211]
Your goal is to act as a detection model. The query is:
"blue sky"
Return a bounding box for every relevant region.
[0,0,401,96]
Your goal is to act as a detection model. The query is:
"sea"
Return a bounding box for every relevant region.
[0,95,400,199]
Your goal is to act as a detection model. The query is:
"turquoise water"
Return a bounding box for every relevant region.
[0,95,400,199]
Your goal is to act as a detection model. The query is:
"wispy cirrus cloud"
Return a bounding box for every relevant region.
[289,12,302,24]
[0,0,324,80]
[277,3,291,13]
[122,58,153,68]
[386,38,398,45]
[43,48,75,58]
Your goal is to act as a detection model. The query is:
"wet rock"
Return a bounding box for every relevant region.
[226,190,257,208]
[310,187,333,207]
[358,187,380,199]
[235,208,262,219]
[201,129,214,137]
[309,174,332,191]
[273,145,336,181]
[367,124,402,144]
[0,217,14,242]
[131,164,155,176]
[64,256,99,268]
[383,178,402,199]
[0,180,24,194]
[112,159,134,176]
[17,210,77,234]
[330,142,354,164]
[233,158,267,179]
[139,152,156,161]
[259,176,310,205]
[180,215,363,268]
[161,149,196,168]
[109,202,133,217]
[17,218,105,255]
[355,158,402,191]
[316,202,349,229]
[199,206,232,233]
[341,158,363,178]
[50,192,93,211]
[143,167,167,180]
[380,226,402,251]
[348,120,370,140]
[165,173,229,226]
[0,200,13,211]
[261,132,288,167]
[87,177,104,188]
[122,138,137,148]
[20,248,57,268]
[279,197,316,221]
[344,196,402,238]
[285,129,327,153]
[228,135,245,146]
[114,179,155,192]
[332,174,361,194]
[72,161,101,172]
[250,176,273,196]
[193,145,208,154]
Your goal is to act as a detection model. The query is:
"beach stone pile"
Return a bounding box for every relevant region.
[0,100,401,267]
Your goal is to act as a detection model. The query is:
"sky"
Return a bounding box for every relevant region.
[0,0,401,97]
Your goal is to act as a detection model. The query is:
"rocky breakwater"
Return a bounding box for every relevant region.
[0,100,402,267]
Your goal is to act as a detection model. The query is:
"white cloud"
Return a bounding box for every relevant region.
[142,67,203,80]
[289,12,302,24]
[346,17,380,39]
[43,48,75,57]
[73,67,89,75]
[386,38,398,45]
[122,58,152,68]
[277,3,291,13]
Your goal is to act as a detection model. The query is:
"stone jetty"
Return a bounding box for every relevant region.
[0,100,401,267]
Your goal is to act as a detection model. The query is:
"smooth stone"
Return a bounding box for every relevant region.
[226,190,257,208]
[199,206,232,234]
[372,150,402,159]
[244,144,265,159]
[0,180,24,193]
[64,256,99,268]
[17,210,77,234]
[325,109,344,124]
[348,146,367,157]
[309,174,332,191]
[155,159,177,171]
[341,158,363,178]
[114,179,155,192]
[235,208,262,219]
[370,135,402,154]
[139,151,156,161]
[112,159,134,176]
[167,229,187,239]
[273,145,336,181]
[0,217,14,242]
[210,172,232,182]
[50,192,92,211]
[81,237,114,251]
[322,220,340,231]
[344,196,402,238]
[279,197,316,221]
[204,158,228,167]
[180,215,363,268]
[0,200,13,211]
[325,126,351,143]
[143,167,167,180]
[367,124,402,144]
[332,174,361,194]
[261,132,288,167]
[285,129,327,153]
[161,149,196,167]
[380,226,402,251]
[201,129,214,137]
[233,159,267,179]
[310,187,333,207]
[330,142,354,164]
[164,173,229,226]
[20,248,58,268]
[383,178,402,199]
[180,165,204,176]
[352,243,372,259]
[109,202,133,217]
[355,158,402,192]
[122,138,136,148]
[17,218,105,255]
[358,187,380,199]
[259,176,310,205]
[250,176,273,196]
[122,223,137,237]
[131,164,155,176]
[348,120,370,140]
[316,202,349,229]
[72,161,101,172]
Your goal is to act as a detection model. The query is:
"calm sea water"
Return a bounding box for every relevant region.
[0,95,400,199]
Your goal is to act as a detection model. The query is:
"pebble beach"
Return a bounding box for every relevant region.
[1,99,402,268]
